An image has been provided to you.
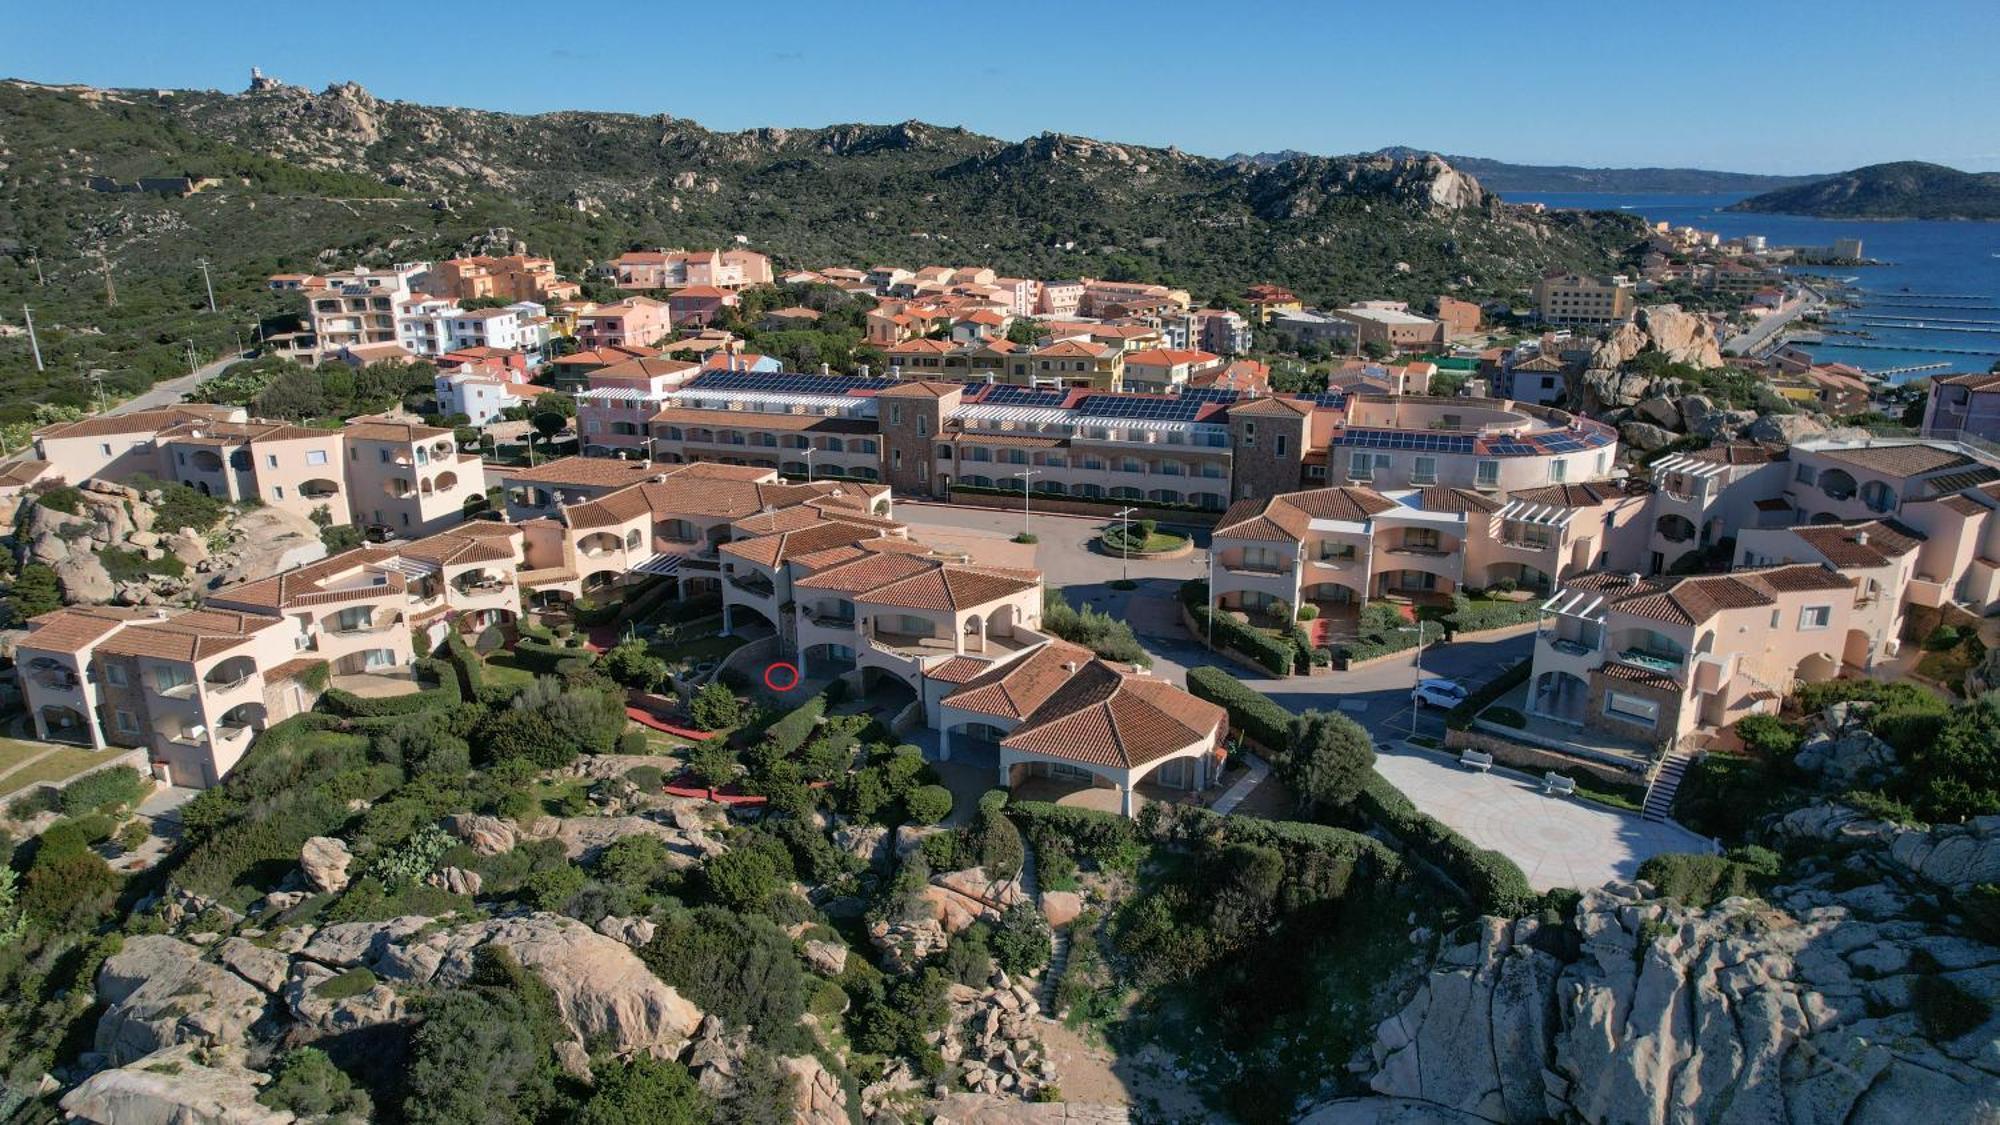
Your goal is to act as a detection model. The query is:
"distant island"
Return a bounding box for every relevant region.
[1728,161,2000,220]
[1226,147,1822,194]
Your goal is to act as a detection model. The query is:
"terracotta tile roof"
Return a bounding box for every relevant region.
[1123,349,1219,368]
[265,657,329,683]
[1599,661,1682,692]
[0,460,53,488]
[561,469,876,529]
[1784,521,1923,568]
[720,520,884,568]
[1595,564,1852,626]
[344,415,453,443]
[926,656,993,686]
[394,524,522,567]
[997,662,1224,771]
[1214,486,1396,541]
[95,608,285,662]
[154,419,337,445]
[877,381,963,399]
[944,641,1098,719]
[1500,482,1631,509]
[650,408,876,434]
[591,356,700,382]
[1936,371,2000,389]
[1816,443,1976,478]
[861,564,1040,612]
[19,607,153,655]
[1681,442,1782,467]
[951,433,1068,449]
[34,405,240,441]
[794,551,937,594]
[1415,486,1504,514]
[1227,396,1315,418]
[1936,494,1991,517]
[500,457,660,489]
[207,548,407,612]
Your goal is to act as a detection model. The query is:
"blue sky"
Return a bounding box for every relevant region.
[6,0,1998,175]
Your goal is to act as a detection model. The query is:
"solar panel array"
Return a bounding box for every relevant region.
[1485,440,1538,456]
[1074,394,1210,422]
[978,385,1070,409]
[1310,391,1350,409]
[686,370,897,396]
[1335,428,1478,454]
[1180,387,1242,405]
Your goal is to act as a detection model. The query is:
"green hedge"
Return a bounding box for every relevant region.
[1179,581,1293,675]
[1445,659,1532,730]
[763,695,827,756]
[1444,594,1541,635]
[1185,666,1294,752]
[317,671,462,719]
[1333,619,1444,665]
[441,631,486,699]
[1007,801,1141,864]
[511,637,595,675]
[1356,771,1536,916]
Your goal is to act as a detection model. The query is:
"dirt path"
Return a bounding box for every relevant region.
[1035,1018,1210,1122]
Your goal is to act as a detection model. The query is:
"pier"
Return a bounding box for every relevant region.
[1866,301,2000,313]
[1867,362,1952,379]
[1864,292,1995,301]
[1838,321,2000,337]
[1819,342,2000,358]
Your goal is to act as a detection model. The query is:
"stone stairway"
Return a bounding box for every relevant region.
[1642,750,1695,823]
[1038,925,1072,1015]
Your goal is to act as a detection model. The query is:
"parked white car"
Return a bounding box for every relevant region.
[1411,678,1470,708]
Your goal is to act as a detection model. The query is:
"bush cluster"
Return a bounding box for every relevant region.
[1180,581,1292,675]
[1355,772,1536,916]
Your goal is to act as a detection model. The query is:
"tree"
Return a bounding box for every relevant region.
[689,682,745,731]
[990,901,1050,975]
[596,834,672,888]
[1284,710,1376,813]
[8,562,63,620]
[905,784,953,825]
[531,409,567,465]
[404,989,556,1125]
[1361,340,1393,361]
[1906,692,2000,822]
[702,844,781,911]
[258,1048,373,1121]
[602,639,670,691]
[578,1057,713,1125]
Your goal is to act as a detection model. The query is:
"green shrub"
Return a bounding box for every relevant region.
[763,694,827,755]
[34,485,84,515]
[690,682,745,731]
[1913,970,1992,1041]
[905,784,953,825]
[1636,846,1781,908]
[312,966,379,1000]
[991,902,1050,976]
[1733,713,1802,758]
[1446,660,1532,730]
[1280,710,1376,814]
[1925,624,1964,651]
[520,864,586,912]
[258,1048,373,1121]
[59,765,148,815]
[1180,580,1292,674]
[115,818,150,852]
[1444,593,1541,635]
[1043,589,1151,666]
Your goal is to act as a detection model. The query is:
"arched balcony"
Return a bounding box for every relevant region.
[1860,480,1895,513]
[385,477,416,499]
[204,655,259,692]
[1819,468,1858,502]
[1655,514,1697,544]
[434,470,460,493]
[579,532,623,559]
[190,450,225,473]
[301,478,340,500]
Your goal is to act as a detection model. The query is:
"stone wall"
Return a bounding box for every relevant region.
[1445,727,1645,788]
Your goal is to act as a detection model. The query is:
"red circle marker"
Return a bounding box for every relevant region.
[763,662,801,692]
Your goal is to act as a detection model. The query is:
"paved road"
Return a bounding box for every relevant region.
[892,500,1531,744]
[109,350,247,415]
[1726,283,1824,358]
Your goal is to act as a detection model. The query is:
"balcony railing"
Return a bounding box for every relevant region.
[727,574,775,598]
[155,680,197,700]
[801,607,856,628]
[1223,561,1292,576]
[1614,648,1687,677]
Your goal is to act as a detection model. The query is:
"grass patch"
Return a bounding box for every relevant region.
[1915,638,1985,692]
[0,748,126,796]
[1101,527,1187,554]
[654,634,749,666]
[0,737,55,777]
[312,967,379,1000]
[98,547,187,583]
[480,651,540,690]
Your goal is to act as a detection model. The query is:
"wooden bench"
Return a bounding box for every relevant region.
[1459,750,1494,772]
[1543,772,1576,797]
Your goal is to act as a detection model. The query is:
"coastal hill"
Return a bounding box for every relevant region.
[0,75,1645,413]
[1729,160,2000,220]
[1228,147,1822,194]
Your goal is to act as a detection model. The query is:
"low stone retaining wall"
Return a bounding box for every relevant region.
[1445,726,1646,788]
[941,491,1222,527]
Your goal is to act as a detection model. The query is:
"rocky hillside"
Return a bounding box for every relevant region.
[1729,161,2000,220]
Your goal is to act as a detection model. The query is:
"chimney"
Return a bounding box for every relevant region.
[820,362,831,376]
[858,363,871,379]
[1063,662,1079,673]
[1854,530,1869,546]
[1626,572,1643,586]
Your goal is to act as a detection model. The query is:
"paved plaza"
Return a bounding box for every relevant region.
[1373,742,1714,891]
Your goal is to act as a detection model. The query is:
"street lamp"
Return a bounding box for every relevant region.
[1112,505,1138,585]
[1012,469,1041,540]
[804,446,817,482]
[1401,623,1430,739]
